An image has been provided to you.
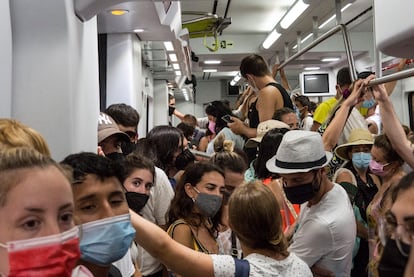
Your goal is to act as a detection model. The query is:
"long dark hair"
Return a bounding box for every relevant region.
[146,126,184,172]
[168,162,224,234]
[205,101,234,133]
[255,128,289,179]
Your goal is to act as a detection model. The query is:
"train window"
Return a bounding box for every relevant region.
[228,82,240,96]
[408,92,414,130]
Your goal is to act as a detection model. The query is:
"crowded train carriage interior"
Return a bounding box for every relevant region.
[1,0,413,159]
[2,0,414,276]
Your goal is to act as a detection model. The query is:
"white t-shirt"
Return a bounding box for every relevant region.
[138,167,175,275]
[112,249,135,277]
[366,105,381,135]
[300,114,313,131]
[289,183,356,277]
[211,253,312,276]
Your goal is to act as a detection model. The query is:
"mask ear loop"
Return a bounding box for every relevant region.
[77,224,84,244]
[395,234,410,257]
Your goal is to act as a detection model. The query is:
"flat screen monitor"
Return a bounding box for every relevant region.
[299,71,335,97]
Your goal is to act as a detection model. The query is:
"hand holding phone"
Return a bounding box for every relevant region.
[221,114,233,123]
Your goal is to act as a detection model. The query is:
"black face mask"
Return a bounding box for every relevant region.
[169,106,176,116]
[125,192,150,214]
[121,141,136,155]
[105,152,126,162]
[283,172,320,204]
[175,149,195,170]
[378,238,410,277]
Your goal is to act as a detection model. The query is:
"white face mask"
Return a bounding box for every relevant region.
[248,77,259,93]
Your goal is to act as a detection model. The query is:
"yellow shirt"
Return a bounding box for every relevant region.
[313,97,338,125]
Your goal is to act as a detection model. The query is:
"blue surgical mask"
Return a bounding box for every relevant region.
[362,98,376,109]
[79,214,136,266]
[352,152,371,169]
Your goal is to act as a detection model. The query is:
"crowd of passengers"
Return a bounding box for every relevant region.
[0,54,413,277]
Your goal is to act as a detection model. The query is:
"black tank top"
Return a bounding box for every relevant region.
[247,82,294,128]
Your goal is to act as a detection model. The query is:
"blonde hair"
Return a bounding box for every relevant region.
[0,147,65,206]
[213,133,234,153]
[228,180,289,255]
[211,133,247,174]
[0,119,51,157]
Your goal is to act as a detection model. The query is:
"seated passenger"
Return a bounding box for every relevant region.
[0,147,84,276]
[266,130,356,276]
[130,180,312,276]
[61,153,136,277]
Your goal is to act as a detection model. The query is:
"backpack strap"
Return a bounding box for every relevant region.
[233,258,250,277]
[230,231,238,258]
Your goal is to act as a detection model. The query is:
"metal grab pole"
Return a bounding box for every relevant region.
[367,67,414,87]
[278,24,357,81]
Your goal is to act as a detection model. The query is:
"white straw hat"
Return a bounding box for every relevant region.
[266,130,332,174]
[245,120,289,148]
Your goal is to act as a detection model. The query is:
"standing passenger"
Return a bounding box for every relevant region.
[334,129,380,277]
[130,181,312,276]
[167,162,225,261]
[266,130,356,276]
[228,54,294,138]
[210,137,248,258]
[0,118,51,156]
[366,134,405,275]
[105,103,140,154]
[294,95,314,131]
[61,153,136,277]
[97,112,130,160]
[377,172,414,275]
[310,67,352,131]
[133,138,175,277]
[0,147,86,276]
[108,104,175,277]
[272,108,299,130]
[146,125,184,187]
